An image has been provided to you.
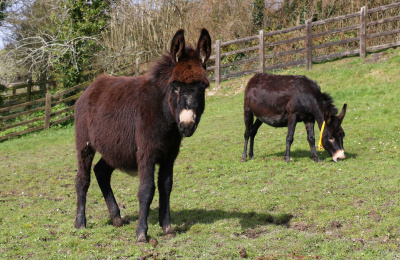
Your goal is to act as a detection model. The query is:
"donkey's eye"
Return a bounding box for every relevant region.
[328,137,335,143]
[173,85,179,93]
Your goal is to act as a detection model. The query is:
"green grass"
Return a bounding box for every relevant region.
[1,49,400,259]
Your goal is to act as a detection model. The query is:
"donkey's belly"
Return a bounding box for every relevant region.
[257,114,288,127]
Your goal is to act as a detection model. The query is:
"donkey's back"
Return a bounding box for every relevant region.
[244,73,322,124]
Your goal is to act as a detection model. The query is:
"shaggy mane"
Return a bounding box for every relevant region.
[146,54,174,90]
[321,92,338,115]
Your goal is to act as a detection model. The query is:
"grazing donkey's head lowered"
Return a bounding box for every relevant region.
[320,101,347,162]
[74,29,211,243]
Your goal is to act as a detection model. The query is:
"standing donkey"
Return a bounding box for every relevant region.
[241,73,347,163]
[74,29,211,242]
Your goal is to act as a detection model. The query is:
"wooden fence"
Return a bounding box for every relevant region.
[1,2,400,141]
[1,79,48,107]
[208,2,400,84]
[0,56,151,141]
[0,82,89,141]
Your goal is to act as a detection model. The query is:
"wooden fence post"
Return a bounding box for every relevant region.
[44,93,52,130]
[215,39,221,85]
[259,30,265,73]
[360,6,367,59]
[26,79,32,103]
[305,19,313,71]
[135,57,141,76]
[25,78,33,110]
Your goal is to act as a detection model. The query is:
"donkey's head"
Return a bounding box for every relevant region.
[168,29,211,137]
[321,103,347,162]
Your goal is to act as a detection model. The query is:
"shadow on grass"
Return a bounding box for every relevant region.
[122,208,293,234]
[172,209,293,233]
[259,149,358,161]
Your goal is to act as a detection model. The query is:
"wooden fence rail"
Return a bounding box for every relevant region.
[0,54,146,141]
[208,2,400,83]
[0,82,89,141]
[0,79,49,106]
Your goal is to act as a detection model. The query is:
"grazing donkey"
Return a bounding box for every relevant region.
[74,29,211,242]
[241,73,347,163]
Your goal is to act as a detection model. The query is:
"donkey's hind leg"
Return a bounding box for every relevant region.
[305,120,319,162]
[75,144,95,229]
[94,158,123,227]
[249,119,262,160]
[284,114,297,162]
[242,109,254,162]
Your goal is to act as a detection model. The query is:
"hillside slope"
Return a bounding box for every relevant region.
[0,49,399,259]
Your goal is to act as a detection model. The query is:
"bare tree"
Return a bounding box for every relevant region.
[97,0,190,74]
[1,0,69,81]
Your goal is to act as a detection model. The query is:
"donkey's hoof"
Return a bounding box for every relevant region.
[112,217,123,227]
[75,218,86,229]
[136,233,148,243]
[75,224,86,229]
[241,157,247,162]
[284,156,290,162]
[163,225,175,236]
[312,157,320,163]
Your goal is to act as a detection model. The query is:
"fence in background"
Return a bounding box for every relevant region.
[0,55,151,141]
[1,79,49,107]
[208,2,400,84]
[1,2,400,141]
[0,82,89,141]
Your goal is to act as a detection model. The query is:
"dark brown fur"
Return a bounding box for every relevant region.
[241,73,347,163]
[74,29,211,242]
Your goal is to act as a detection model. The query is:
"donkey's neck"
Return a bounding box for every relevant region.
[314,102,329,130]
[162,91,175,124]
[313,92,336,130]
[145,54,177,127]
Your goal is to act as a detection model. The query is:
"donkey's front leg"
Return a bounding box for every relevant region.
[75,146,95,229]
[158,160,175,236]
[136,161,156,243]
[249,119,262,160]
[284,115,297,162]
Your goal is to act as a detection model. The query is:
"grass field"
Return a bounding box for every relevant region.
[1,49,400,259]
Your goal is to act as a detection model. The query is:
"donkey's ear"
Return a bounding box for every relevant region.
[196,28,212,66]
[170,29,186,64]
[337,103,347,123]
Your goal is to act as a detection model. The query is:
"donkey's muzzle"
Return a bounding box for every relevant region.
[179,121,196,137]
[332,149,346,162]
[179,109,197,137]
